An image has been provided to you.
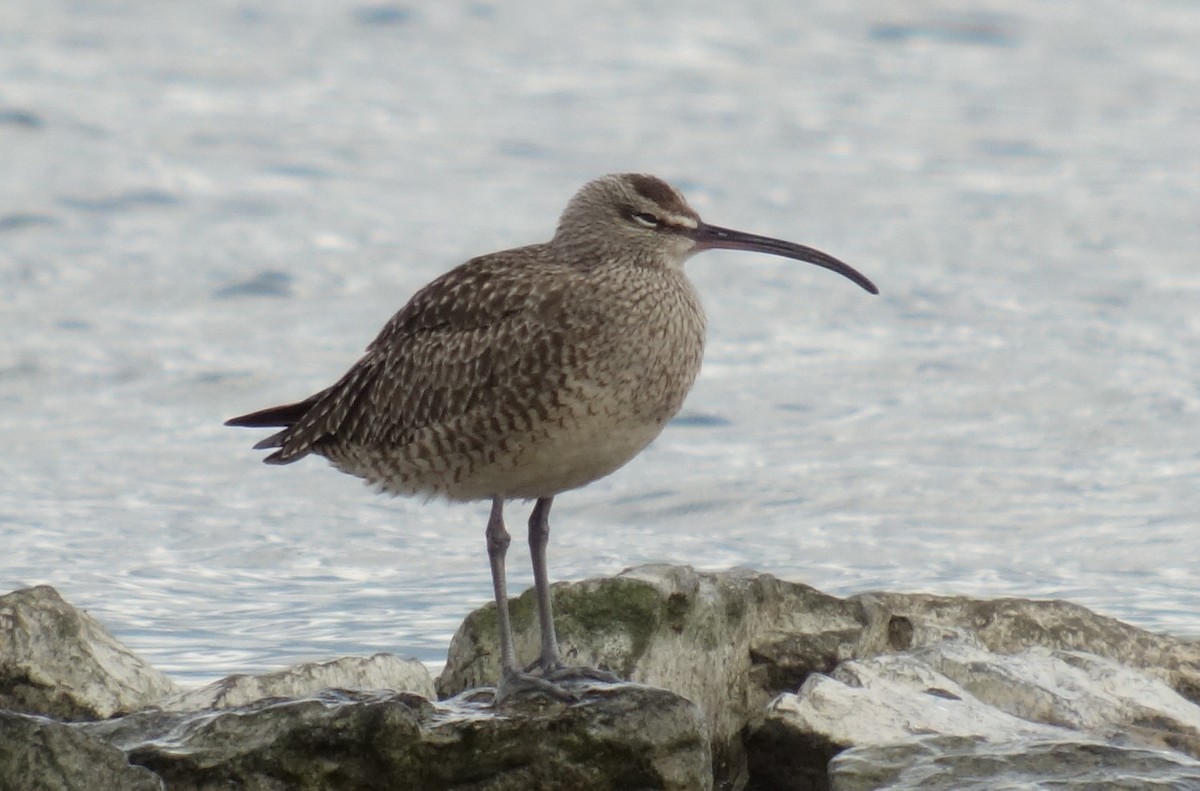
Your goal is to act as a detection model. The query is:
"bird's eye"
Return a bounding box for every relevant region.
[629,211,660,229]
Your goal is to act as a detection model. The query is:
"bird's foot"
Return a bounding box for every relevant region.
[492,660,622,704]
[528,658,621,684]
[494,666,578,704]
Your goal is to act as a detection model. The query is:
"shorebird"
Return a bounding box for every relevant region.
[227,173,877,699]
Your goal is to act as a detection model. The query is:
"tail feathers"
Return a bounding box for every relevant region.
[228,362,377,466]
[226,396,321,465]
[225,399,315,428]
[262,444,295,465]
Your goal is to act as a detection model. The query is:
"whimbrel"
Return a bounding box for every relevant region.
[227,173,877,699]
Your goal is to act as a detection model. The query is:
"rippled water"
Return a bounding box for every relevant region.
[2,1,1198,685]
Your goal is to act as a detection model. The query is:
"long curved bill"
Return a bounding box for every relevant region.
[690,222,879,295]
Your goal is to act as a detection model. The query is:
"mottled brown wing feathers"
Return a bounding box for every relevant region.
[333,250,568,448]
[231,246,573,465]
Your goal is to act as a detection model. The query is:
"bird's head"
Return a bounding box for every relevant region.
[552,173,878,294]
[552,173,701,269]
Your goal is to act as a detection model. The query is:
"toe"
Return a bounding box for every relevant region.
[495,668,579,704]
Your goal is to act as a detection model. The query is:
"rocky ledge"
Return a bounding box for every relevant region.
[3,566,1200,790]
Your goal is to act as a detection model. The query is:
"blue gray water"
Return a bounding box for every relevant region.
[2,1,1198,685]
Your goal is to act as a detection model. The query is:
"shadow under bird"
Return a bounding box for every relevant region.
[227,173,878,699]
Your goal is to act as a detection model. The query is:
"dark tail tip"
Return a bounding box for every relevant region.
[263,449,295,465]
[227,399,316,465]
[226,399,314,429]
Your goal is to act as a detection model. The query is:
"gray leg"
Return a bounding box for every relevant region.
[528,497,562,671]
[526,497,619,684]
[487,497,617,703]
[485,497,518,673]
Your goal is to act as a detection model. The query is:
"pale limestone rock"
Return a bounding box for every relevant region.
[829,736,1200,791]
[858,590,1200,699]
[766,652,1072,745]
[0,585,178,720]
[756,640,1200,790]
[159,653,435,711]
[924,642,1200,754]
